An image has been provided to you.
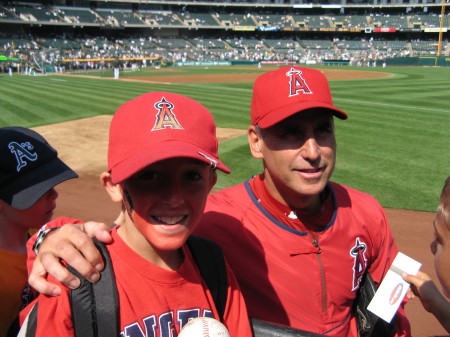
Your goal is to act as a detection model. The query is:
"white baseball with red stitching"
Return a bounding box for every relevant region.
[178,317,230,337]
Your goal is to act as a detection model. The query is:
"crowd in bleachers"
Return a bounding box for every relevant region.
[1,3,449,30]
[0,2,448,72]
[1,31,446,71]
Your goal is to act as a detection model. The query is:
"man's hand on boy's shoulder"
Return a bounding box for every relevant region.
[28,218,113,296]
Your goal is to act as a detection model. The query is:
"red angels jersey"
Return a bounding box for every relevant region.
[22,223,251,337]
[195,179,411,337]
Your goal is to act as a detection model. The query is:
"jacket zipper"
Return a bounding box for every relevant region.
[308,231,327,313]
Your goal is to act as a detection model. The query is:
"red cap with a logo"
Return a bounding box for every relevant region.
[251,66,348,128]
[108,92,230,184]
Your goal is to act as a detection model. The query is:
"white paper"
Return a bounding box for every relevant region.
[367,252,421,323]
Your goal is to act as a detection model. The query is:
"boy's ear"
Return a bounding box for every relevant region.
[100,172,123,203]
[209,169,218,191]
[248,125,264,159]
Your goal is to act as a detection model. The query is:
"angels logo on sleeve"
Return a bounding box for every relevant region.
[350,237,368,291]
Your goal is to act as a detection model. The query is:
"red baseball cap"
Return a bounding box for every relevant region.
[108,92,230,184]
[251,66,348,128]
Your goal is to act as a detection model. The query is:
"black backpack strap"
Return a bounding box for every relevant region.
[68,238,119,337]
[187,235,228,322]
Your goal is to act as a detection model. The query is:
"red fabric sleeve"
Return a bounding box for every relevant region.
[20,276,74,336]
[26,217,84,275]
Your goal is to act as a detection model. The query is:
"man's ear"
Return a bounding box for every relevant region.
[100,172,123,203]
[248,125,264,159]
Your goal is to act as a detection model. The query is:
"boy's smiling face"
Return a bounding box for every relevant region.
[102,92,228,265]
[121,157,217,252]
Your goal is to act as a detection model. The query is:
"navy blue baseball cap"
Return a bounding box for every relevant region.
[0,126,78,209]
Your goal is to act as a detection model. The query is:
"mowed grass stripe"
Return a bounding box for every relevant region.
[333,164,439,211]
[334,89,450,112]
[1,79,114,126]
[0,99,47,126]
[334,132,444,211]
[0,76,176,126]
[0,80,79,125]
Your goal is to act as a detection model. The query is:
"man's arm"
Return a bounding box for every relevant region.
[27,218,113,296]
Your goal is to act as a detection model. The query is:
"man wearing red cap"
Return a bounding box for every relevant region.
[26,68,410,336]
[196,67,410,336]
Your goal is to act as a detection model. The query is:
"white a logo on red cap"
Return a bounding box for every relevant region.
[286,67,313,97]
[152,97,184,131]
[8,141,38,171]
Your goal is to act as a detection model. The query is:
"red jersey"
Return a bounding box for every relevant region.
[22,220,251,337]
[195,178,411,337]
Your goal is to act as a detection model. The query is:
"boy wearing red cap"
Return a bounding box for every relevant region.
[0,127,78,336]
[19,93,251,337]
[27,68,410,336]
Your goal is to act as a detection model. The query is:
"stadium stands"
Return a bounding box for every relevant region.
[95,9,144,26]
[178,11,220,27]
[409,13,449,28]
[332,15,368,28]
[217,12,256,27]
[55,7,102,24]
[13,5,58,23]
[371,14,409,29]
[0,0,448,71]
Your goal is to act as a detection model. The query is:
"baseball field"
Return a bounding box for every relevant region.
[1,65,450,336]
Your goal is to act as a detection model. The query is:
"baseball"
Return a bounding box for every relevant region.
[178,317,230,337]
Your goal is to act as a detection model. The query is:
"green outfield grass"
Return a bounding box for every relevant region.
[1,65,449,212]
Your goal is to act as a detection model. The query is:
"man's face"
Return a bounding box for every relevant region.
[253,109,336,211]
[122,158,216,252]
[431,211,450,298]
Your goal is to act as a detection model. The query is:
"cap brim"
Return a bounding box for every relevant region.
[256,101,348,129]
[110,140,230,184]
[1,158,78,210]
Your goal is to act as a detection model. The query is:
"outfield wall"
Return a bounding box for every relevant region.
[386,56,450,67]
